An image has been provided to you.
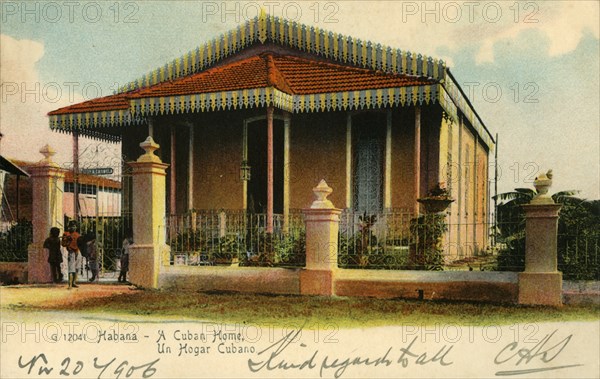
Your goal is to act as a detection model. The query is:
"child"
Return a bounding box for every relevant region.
[118,235,132,283]
[44,227,63,283]
[62,221,81,288]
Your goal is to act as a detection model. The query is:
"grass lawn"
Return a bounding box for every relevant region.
[5,285,598,328]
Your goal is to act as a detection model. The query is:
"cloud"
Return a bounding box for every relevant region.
[0,34,112,166]
[475,2,599,64]
[0,34,44,82]
[330,2,598,66]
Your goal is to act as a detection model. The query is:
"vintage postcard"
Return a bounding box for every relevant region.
[0,1,598,378]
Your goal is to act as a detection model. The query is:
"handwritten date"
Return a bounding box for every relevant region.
[17,353,160,378]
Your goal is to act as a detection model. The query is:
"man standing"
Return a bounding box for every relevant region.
[62,221,81,288]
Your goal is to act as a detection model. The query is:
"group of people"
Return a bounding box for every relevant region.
[43,221,131,288]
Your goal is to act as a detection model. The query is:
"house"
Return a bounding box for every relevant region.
[0,153,29,227]
[47,13,494,259]
[1,159,122,222]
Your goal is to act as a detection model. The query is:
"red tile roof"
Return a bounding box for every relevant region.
[270,54,434,94]
[48,93,131,116]
[49,53,436,116]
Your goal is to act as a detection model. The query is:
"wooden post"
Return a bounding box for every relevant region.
[414,107,421,214]
[283,112,290,232]
[267,106,274,233]
[188,122,194,211]
[72,130,79,221]
[170,127,176,215]
[385,110,392,209]
[345,114,352,209]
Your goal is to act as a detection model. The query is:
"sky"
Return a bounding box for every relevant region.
[0,0,599,199]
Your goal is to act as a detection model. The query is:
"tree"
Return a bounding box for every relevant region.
[494,189,599,280]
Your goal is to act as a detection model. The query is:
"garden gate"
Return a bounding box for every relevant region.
[66,142,132,281]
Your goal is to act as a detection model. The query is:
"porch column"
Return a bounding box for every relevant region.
[129,137,169,289]
[345,114,352,209]
[28,145,65,283]
[473,137,478,248]
[267,106,274,233]
[242,120,248,211]
[301,180,341,296]
[148,117,154,138]
[414,107,421,214]
[72,130,79,220]
[283,112,291,232]
[188,122,194,211]
[170,127,176,215]
[518,172,562,306]
[384,110,392,209]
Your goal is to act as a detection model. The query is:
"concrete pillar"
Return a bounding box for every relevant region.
[28,145,65,283]
[129,137,169,289]
[300,180,341,296]
[518,170,562,306]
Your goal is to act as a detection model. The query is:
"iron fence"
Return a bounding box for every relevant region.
[166,210,305,267]
[557,234,599,280]
[0,220,32,262]
[166,208,598,278]
[338,209,414,270]
[337,209,527,271]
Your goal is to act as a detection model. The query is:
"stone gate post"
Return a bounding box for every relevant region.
[300,180,341,296]
[129,137,169,288]
[28,145,65,283]
[518,171,562,306]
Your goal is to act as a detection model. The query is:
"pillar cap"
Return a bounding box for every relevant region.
[137,136,162,163]
[38,144,59,167]
[531,169,554,204]
[311,180,335,209]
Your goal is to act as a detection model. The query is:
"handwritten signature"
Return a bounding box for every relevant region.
[248,326,453,378]
[494,329,583,376]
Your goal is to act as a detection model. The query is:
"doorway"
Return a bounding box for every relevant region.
[246,119,284,214]
[352,112,386,213]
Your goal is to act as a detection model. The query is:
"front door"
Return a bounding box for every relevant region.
[246,119,284,214]
[353,113,385,213]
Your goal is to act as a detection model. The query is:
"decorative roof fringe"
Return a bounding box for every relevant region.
[118,13,445,94]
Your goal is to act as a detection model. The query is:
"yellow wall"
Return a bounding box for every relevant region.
[391,108,416,210]
[193,115,244,210]
[289,112,347,209]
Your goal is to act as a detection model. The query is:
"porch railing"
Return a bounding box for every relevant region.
[166,210,305,267]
